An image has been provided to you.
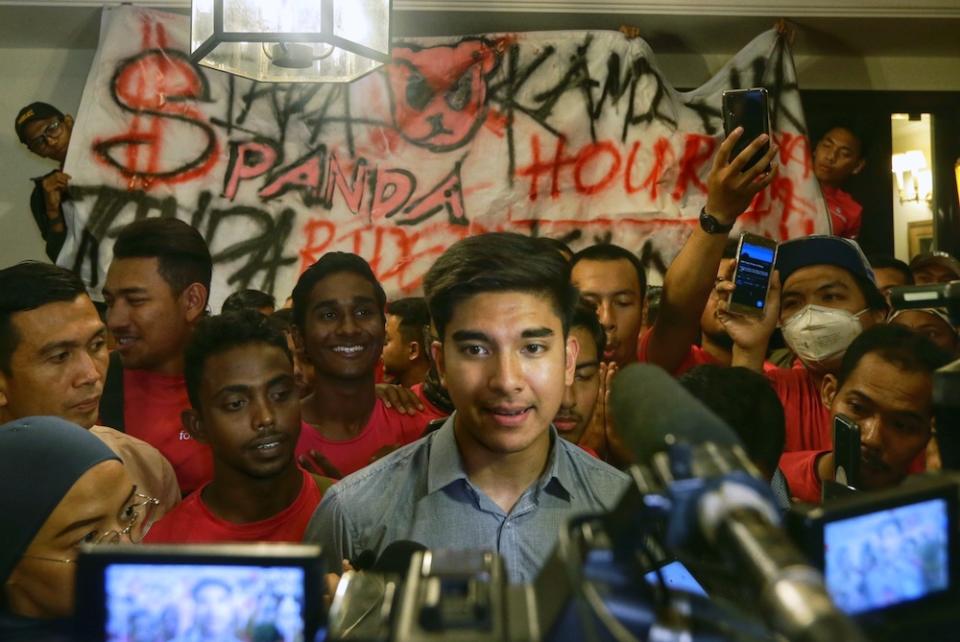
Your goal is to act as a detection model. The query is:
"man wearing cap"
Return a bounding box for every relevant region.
[721,236,890,501]
[14,102,75,262]
[909,251,960,285]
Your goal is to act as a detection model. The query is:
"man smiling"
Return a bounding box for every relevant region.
[306,233,628,582]
[292,253,430,478]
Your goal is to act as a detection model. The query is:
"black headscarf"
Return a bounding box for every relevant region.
[0,416,119,586]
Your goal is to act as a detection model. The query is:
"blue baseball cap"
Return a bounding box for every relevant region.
[775,235,877,287]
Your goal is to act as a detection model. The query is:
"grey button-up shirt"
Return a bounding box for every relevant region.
[304,415,630,583]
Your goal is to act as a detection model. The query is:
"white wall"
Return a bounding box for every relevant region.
[0,47,96,268]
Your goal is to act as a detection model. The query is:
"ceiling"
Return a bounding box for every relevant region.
[0,1,956,60]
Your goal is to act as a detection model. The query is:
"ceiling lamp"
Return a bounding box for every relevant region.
[190,0,391,83]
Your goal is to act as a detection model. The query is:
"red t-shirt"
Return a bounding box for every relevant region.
[144,469,322,543]
[769,367,927,502]
[822,184,863,239]
[295,399,429,477]
[410,383,449,423]
[123,370,213,496]
[636,329,778,376]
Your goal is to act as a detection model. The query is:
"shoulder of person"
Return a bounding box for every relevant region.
[556,437,630,484]
[326,434,432,501]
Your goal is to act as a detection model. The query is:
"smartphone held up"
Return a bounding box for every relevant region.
[722,88,771,172]
[728,232,778,317]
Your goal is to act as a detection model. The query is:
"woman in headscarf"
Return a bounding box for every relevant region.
[0,416,151,638]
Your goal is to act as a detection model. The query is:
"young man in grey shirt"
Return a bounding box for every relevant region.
[304,233,629,582]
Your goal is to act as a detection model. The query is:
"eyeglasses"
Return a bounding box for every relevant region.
[20,490,160,565]
[27,119,63,151]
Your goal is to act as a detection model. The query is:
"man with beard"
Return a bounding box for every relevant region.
[552,301,605,455]
[145,311,327,543]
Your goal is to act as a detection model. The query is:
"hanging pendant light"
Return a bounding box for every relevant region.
[190,0,391,83]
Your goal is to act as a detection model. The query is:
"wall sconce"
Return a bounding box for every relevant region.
[892,149,933,204]
[190,0,391,83]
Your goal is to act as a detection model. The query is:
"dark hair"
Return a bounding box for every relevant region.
[0,262,88,375]
[423,232,578,340]
[112,218,212,296]
[867,255,914,286]
[291,252,386,330]
[538,237,573,260]
[571,299,605,358]
[569,243,647,302]
[818,121,869,158]
[269,307,295,331]
[679,364,785,477]
[184,310,292,410]
[836,324,951,389]
[853,273,889,314]
[386,297,431,345]
[222,288,276,314]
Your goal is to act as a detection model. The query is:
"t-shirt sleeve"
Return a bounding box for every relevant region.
[304,487,355,571]
[779,450,828,504]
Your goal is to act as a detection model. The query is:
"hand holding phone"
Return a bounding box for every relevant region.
[722,88,771,171]
[728,232,778,317]
[833,413,861,488]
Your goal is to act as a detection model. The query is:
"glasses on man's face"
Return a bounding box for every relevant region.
[20,489,160,565]
[27,119,63,151]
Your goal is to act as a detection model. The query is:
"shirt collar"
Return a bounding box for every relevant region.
[426,414,572,499]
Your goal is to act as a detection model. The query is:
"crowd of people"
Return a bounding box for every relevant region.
[2,101,958,640]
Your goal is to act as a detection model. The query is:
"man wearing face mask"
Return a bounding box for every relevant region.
[721,236,888,497]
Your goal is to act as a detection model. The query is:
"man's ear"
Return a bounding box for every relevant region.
[180,283,209,324]
[564,335,580,387]
[408,340,422,362]
[64,114,75,129]
[431,340,446,388]
[821,374,839,410]
[181,408,207,443]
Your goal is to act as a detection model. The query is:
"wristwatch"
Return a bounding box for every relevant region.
[699,207,734,234]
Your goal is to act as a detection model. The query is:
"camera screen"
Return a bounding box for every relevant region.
[824,498,950,615]
[731,241,775,310]
[104,564,306,642]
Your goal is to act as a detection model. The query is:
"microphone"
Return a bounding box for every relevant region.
[610,363,741,463]
[610,364,865,642]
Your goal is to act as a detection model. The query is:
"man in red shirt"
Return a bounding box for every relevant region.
[813,125,866,239]
[145,310,330,543]
[638,127,778,376]
[102,218,214,495]
[723,236,889,498]
[782,324,948,503]
[293,253,432,478]
[382,297,431,389]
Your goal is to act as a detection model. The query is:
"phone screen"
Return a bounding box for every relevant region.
[724,89,769,167]
[731,239,775,311]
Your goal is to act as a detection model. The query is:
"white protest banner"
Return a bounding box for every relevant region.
[62,6,827,306]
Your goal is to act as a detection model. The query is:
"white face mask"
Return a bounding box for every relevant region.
[781,305,867,365]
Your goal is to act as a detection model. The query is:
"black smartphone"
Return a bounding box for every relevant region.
[833,413,861,488]
[728,232,777,317]
[722,88,771,170]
